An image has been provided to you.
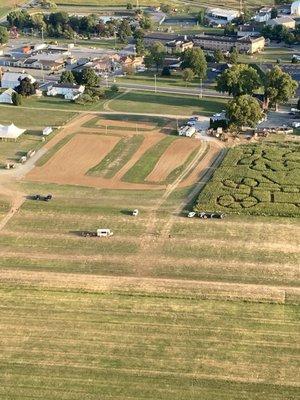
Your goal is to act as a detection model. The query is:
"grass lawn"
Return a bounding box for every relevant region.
[0,288,298,400]
[241,47,294,64]
[109,91,227,116]
[0,102,76,127]
[0,130,45,165]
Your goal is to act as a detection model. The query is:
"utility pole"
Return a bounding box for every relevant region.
[136,0,139,8]
[154,74,157,93]
[41,27,44,42]
[200,78,203,99]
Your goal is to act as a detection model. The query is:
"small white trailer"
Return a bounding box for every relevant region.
[97,229,114,237]
[178,125,196,137]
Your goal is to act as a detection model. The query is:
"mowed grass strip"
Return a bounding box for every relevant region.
[87,135,144,178]
[123,136,176,183]
[0,288,298,399]
[109,91,227,116]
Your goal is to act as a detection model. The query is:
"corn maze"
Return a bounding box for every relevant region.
[195,142,300,217]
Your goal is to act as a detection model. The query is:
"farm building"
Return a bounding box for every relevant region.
[206,8,240,25]
[1,72,36,89]
[0,88,16,104]
[0,124,26,140]
[47,83,85,100]
[266,17,296,29]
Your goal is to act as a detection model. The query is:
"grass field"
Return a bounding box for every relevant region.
[0,111,299,399]
[109,91,227,116]
[0,288,299,400]
[195,142,300,217]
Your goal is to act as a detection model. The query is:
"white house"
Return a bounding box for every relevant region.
[1,72,36,89]
[0,88,16,104]
[254,7,272,23]
[47,83,85,100]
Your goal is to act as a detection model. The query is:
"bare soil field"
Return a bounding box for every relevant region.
[26,114,215,190]
[146,139,201,183]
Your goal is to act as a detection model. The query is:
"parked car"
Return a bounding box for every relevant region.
[132,209,139,216]
[32,194,53,201]
[187,211,196,218]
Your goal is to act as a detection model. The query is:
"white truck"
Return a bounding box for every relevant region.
[178,125,196,137]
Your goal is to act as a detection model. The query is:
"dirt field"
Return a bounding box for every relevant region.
[26,114,218,190]
[146,139,201,183]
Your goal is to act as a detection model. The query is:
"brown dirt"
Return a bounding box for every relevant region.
[28,134,120,185]
[146,138,200,183]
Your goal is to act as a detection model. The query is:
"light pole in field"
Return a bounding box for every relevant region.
[154,74,157,93]
[200,78,203,99]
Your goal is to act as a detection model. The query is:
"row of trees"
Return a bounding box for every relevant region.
[7,10,151,42]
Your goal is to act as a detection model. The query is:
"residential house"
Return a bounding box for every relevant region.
[47,83,85,100]
[254,7,272,23]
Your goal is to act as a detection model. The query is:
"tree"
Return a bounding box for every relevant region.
[216,64,261,96]
[197,9,205,24]
[0,26,9,45]
[229,47,239,64]
[126,2,133,9]
[160,4,172,13]
[182,68,194,85]
[181,48,207,79]
[79,68,100,87]
[271,7,278,19]
[135,38,146,56]
[110,84,119,94]
[16,78,38,96]
[12,92,22,106]
[144,41,166,72]
[48,11,69,27]
[226,95,263,128]
[297,98,300,110]
[224,24,235,36]
[265,66,298,110]
[117,19,132,43]
[161,66,171,76]
[60,70,75,84]
[214,49,224,63]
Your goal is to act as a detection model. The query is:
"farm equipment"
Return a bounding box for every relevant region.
[132,209,139,216]
[198,212,225,219]
[187,211,196,218]
[5,163,15,170]
[82,229,114,238]
[32,194,53,202]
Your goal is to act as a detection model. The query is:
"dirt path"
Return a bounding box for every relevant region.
[0,184,24,231]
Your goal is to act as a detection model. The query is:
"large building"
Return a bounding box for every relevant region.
[205,8,240,25]
[193,34,265,54]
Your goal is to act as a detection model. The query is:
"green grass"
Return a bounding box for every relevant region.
[109,91,227,116]
[241,47,294,64]
[123,135,176,183]
[0,288,298,400]
[87,134,144,178]
[195,142,300,217]
[0,130,44,165]
[0,103,76,127]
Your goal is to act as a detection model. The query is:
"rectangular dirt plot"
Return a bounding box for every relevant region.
[28,134,120,182]
[146,138,200,183]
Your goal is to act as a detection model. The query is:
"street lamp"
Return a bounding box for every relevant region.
[200,78,203,99]
[154,74,157,93]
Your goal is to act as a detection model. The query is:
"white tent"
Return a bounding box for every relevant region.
[0,124,26,140]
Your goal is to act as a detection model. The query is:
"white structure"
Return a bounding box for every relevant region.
[0,124,26,140]
[43,127,53,136]
[291,1,300,16]
[254,7,272,23]
[0,88,16,104]
[178,125,196,137]
[1,72,36,89]
[47,83,85,100]
[206,8,240,24]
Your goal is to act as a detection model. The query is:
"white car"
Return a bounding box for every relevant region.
[187,211,196,218]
